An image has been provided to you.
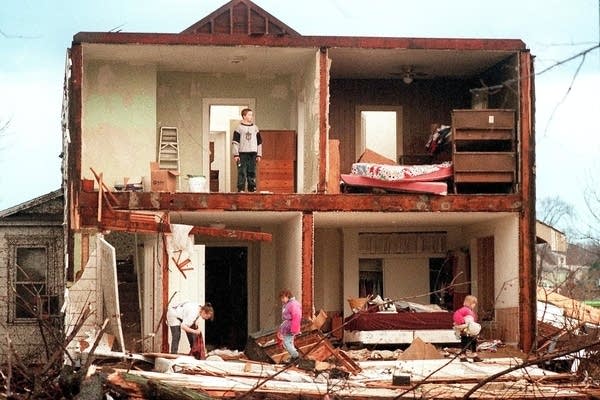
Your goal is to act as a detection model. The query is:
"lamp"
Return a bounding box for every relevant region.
[402,73,413,84]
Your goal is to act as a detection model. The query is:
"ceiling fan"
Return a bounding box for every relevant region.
[390,66,429,84]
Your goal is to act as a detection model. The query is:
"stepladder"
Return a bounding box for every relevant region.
[158,127,180,171]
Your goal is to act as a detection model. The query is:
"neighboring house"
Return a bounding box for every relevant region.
[536,220,568,289]
[536,220,599,300]
[565,243,600,300]
[0,189,65,362]
[62,0,536,354]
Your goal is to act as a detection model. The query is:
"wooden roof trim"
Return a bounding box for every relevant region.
[180,0,300,36]
[72,32,526,51]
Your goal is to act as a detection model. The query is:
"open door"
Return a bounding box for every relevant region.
[205,246,248,350]
[202,99,255,192]
[355,105,403,162]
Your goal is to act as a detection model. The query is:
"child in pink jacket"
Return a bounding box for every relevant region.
[278,289,302,363]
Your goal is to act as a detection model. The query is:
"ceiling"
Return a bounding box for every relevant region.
[84,43,514,80]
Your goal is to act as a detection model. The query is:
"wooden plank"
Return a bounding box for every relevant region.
[453,129,513,141]
[453,152,515,172]
[302,213,314,321]
[259,130,296,160]
[327,139,340,194]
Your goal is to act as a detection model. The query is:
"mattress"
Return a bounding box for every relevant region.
[350,162,453,182]
[341,162,453,195]
[340,174,448,195]
[343,328,459,344]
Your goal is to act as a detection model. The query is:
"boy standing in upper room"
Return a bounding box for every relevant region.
[232,108,262,192]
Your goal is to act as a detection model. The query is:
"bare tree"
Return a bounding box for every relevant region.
[537,195,575,228]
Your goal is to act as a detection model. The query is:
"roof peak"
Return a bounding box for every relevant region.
[181,0,300,36]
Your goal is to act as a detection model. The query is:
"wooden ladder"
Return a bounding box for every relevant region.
[158,127,180,171]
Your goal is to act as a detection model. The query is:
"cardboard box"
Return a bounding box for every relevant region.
[150,162,179,192]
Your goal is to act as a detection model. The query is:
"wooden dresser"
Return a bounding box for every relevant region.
[452,109,516,193]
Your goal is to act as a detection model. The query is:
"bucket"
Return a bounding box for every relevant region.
[188,176,208,193]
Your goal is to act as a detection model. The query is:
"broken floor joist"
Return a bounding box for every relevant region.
[95,211,272,241]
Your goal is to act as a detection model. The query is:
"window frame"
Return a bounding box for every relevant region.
[7,236,60,324]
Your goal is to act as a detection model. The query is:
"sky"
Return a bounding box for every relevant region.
[1,0,599,232]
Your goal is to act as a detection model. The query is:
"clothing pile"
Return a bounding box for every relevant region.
[425,125,452,155]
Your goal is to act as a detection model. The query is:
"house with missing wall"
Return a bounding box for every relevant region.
[63,0,536,356]
[0,189,65,361]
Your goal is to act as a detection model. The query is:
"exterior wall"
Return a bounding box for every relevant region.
[536,221,568,253]
[0,225,64,361]
[82,61,157,186]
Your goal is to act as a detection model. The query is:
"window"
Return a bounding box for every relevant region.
[359,259,383,297]
[7,236,60,322]
[15,247,48,318]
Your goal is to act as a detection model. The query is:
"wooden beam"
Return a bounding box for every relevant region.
[519,50,536,353]
[97,211,272,242]
[317,47,329,194]
[301,213,314,320]
[73,32,526,52]
[78,191,524,214]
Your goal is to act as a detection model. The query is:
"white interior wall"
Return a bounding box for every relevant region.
[463,215,520,309]
[257,214,303,330]
[82,62,157,187]
[383,257,430,304]
[314,228,343,312]
[157,72,296,180]
[342,228,360,316]
[300,52,321,193]
[259,225,277,329]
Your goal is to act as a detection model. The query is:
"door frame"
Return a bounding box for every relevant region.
[202,98,256,192]
[354,105,404,162]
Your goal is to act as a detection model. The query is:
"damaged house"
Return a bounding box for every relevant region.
[62,0,536,357]
[0,190,65,360]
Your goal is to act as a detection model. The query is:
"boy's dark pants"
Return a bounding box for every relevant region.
[237,153,257,192]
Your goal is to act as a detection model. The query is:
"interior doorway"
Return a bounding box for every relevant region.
[355,105,403,162]
[202,98,255,192]
[204,246,248,350]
